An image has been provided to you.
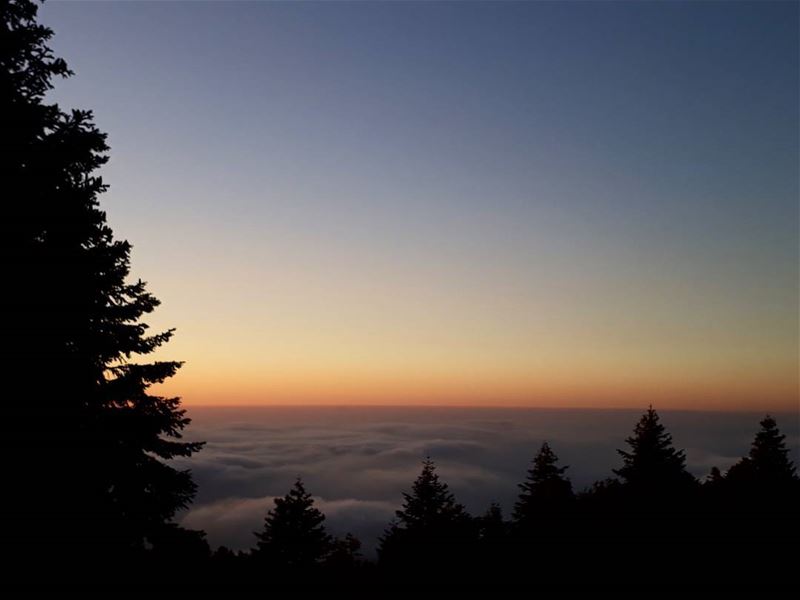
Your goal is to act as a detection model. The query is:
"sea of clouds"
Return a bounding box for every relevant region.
[174,406,799,555]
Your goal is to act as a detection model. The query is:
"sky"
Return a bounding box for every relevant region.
[40,1,798,410]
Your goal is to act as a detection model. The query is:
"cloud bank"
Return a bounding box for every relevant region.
[174,407,799,554]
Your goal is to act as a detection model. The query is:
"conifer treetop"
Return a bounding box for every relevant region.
[614,406,694,490]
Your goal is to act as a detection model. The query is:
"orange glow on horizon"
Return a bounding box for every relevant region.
[152,360,798,412]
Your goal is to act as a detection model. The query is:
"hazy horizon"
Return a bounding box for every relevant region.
[181,402,800,413]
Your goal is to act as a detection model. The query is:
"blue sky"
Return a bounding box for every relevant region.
[39,1,799,409]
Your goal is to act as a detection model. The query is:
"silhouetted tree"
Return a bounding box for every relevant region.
[512,441,573,526]
[475,502,508,577]
[395,458,468,530]
[378,458,476,576]
[614,406,696,492]
[325,533,364,572]
[212,545,237,565]
[253,478,332,571]
[727,415,798,487]
[148,523,211,565]
[706,466,724,485]
[588,408,700,587]
[701,466,726,503]
[507,443,575,582]
[477,502,507,542]
[1,0,202,568]
[208,545,250,585]
[699,416,800,589]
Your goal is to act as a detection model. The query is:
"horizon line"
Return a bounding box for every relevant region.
[182,403,798,414]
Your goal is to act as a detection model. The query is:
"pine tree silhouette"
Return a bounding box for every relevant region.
[729,415,798,484]
[507,443,575,581]
[394,457,468,530]
[512,441,573,525]
[325,533,364,572]
[704,416,800,588]
[378,458,475,574]
[475,502,507,580]
[707,466,724,484]
[614,406,695,492]
[477,502,507,542]
[724,415,799,501]
[1,0,203,567]
[253,478,332,570]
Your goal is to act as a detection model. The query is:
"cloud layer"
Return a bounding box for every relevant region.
[174,407,799,554]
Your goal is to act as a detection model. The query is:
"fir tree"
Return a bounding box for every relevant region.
[746,415,797,481]
[477,502,507,542]
[253,478,332,570]
[614,406,695,491]
[475,502,507,578]
[512,441,573,525]
[711,416,800,587]
[703,466,725,492]
[325,533,364,571]
[1,0,202,561]
[393,457,469,531]
[378,458,475,570]
[727,415,798,486]
[707,466,724,484]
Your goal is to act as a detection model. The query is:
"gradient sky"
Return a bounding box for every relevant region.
[40,1,798,410]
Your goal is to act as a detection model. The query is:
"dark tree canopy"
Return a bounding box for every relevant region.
[726,415,798,487]
[253,478,332,570]
[325,533,364,572]
[392,457,469,532]
[745,415,797,479]
[513,441,573,525]
[1,0,201,562]
[614,406,695,492]
[378,458,475,571]
[477,502,507,542]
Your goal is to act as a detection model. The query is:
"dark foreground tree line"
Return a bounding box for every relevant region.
[2,0,797,589]
[150,409,798,589]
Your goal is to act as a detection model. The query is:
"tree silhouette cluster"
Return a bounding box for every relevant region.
[203,409,799,589]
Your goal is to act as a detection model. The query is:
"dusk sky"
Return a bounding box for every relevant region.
[41,1,798,410]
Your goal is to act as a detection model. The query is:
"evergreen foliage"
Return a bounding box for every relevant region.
[614,406,695,492]
[512,441,573,524]
[378,458,476,573]
[727,415,798,486]
[393,457,469,531]
[1,0,202,563]
[477,502,507,542]
[253,478,332,570]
